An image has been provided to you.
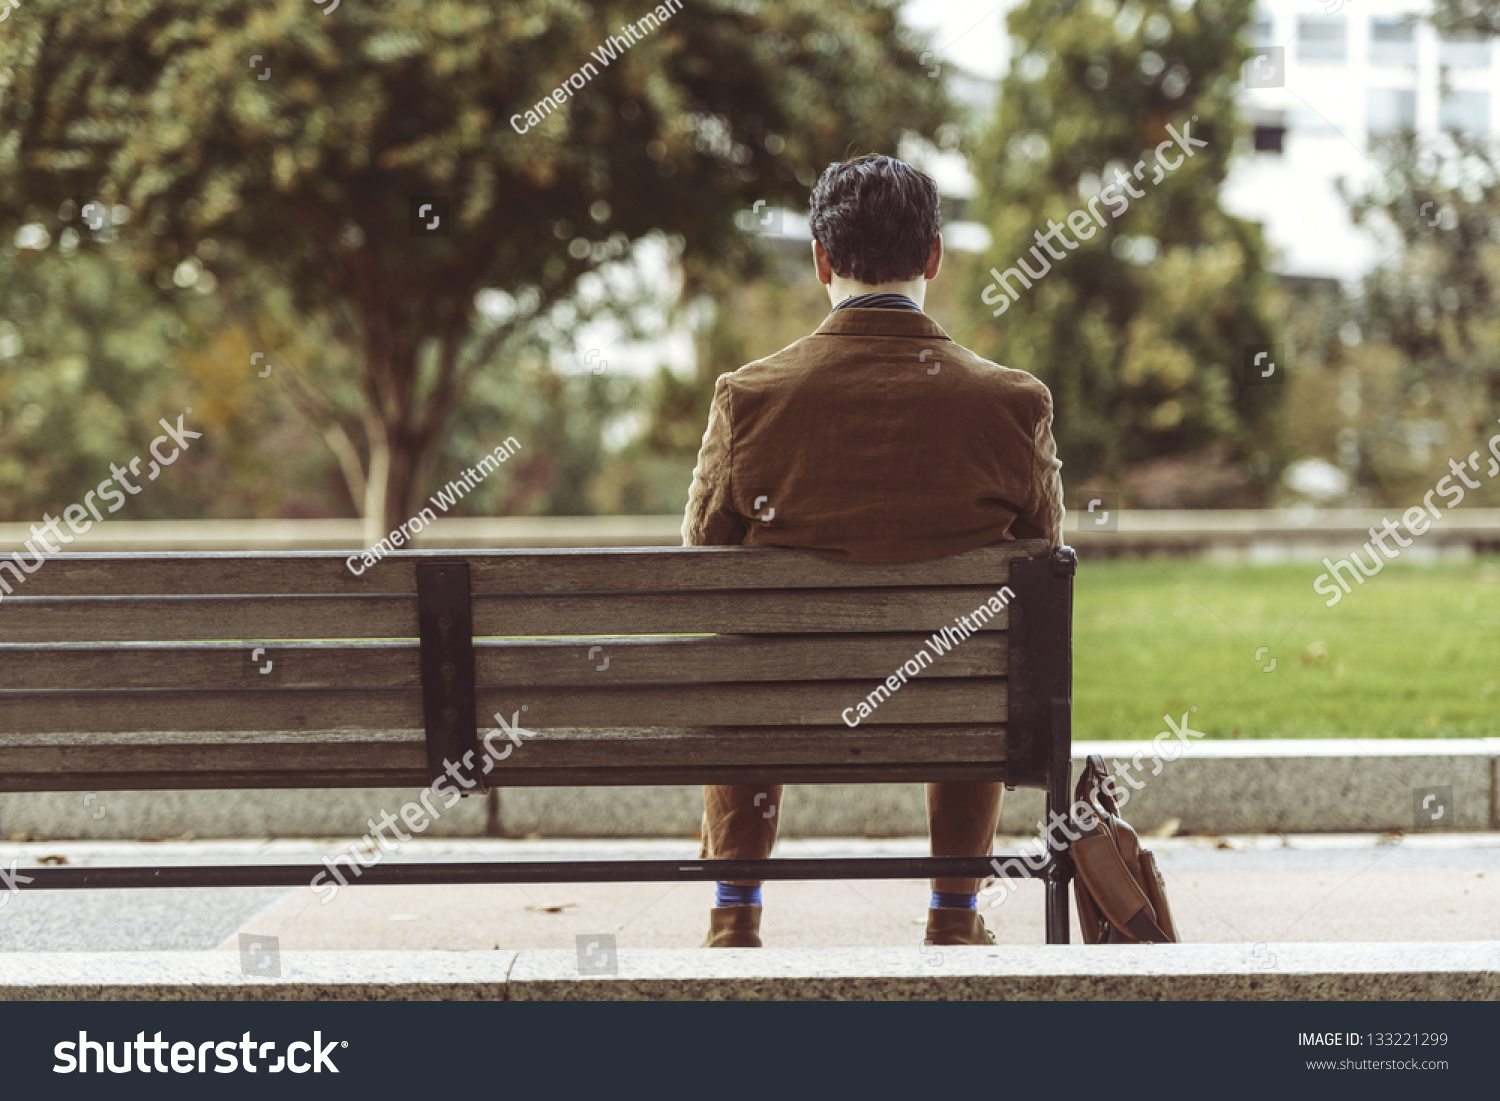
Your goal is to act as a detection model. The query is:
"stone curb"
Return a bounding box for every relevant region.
[1,944,1494,1001]
[0,950,515,1002]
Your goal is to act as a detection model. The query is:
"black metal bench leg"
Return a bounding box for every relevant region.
[1044,876,1068,945]
[1043,793,1072,944]
[1044,696,1074,944]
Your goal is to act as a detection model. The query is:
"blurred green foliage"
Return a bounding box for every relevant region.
[964,0,1282,502]
[1430,0,1500,35]
[1346,135,1500,453]
[0,0,947,530]
[0,245,316,521]
[9,0,1488,523]
[1270,134,1500,509]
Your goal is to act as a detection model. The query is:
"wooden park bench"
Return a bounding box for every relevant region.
[0,540,1079,943]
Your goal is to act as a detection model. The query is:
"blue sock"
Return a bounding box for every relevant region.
[716,883,762,908]
[931,890,977,910]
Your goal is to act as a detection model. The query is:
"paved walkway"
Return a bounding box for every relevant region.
[1,834,1495,953]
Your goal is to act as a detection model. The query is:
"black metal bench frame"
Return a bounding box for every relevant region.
[19,544,1078,945]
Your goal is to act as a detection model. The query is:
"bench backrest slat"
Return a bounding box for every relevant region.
[0,586,1013,642]
[0,635,1006,689]
[0,679,1004,734]
[0,725,1003,779]
[6,544,1037,596]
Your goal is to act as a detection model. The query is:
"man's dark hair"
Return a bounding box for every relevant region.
[808,154,941,286]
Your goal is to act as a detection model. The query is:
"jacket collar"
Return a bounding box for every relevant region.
[812,307,955,342]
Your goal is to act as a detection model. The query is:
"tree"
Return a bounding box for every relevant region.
[1,0,947,538]
[1315,133,1500,500]
[0,240,304,522]
[964,0,1281,498]
[1345,137,1500,405]
[1430,0,1500,35]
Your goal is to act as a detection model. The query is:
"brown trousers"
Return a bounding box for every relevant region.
[699,781,1002,895]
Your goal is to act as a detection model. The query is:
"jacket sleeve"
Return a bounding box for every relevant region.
[681,374,748,547]
[1022,388,1066,547]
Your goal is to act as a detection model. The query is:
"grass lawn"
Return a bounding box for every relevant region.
[1073,556,1500,741]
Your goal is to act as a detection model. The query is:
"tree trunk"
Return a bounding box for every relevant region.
[360,427,391,549]
[358,317,460,547]
[381,429,427,541]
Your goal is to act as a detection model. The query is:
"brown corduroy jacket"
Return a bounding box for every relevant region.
[681,306,1065,560]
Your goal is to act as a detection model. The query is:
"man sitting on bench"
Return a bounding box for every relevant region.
[682,153,1066,948]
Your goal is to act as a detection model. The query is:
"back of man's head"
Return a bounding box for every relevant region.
[808,154,941,286]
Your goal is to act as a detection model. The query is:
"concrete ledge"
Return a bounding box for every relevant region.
[509,943,1500,1001]
[6,740,1494,840]
[0,951,517,1001]
[0,515,684,552]
[8,509,1498,557]
[0,944,1494,1001]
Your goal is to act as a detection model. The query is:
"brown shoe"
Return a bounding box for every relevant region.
[701,905,762,948]
[925,907,996,946]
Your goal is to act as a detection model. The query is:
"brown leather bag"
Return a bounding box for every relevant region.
[1069,753,1178,944]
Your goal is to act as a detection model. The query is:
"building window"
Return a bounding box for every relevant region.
[1297,17,1347,63]
[1441,89,1490,134]
[1367,88,1417,135]
[1370,16,1418,65]
[1248,11,1274,46]
[1253,124,1287,153]
[1438,32,1491,67]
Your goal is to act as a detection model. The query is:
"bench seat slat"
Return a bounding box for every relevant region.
[0,588,1013,642]
[0,724,1007,790]
[0,761,1006,791]
[0,635,1005,689]
[0,727,1002,773]
[8,542,1043,596]
[0,681,1005,733]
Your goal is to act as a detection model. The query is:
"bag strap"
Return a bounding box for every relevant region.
[1074,752,1118,818]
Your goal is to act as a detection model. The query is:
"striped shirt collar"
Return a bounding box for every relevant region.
[830,292,923,314]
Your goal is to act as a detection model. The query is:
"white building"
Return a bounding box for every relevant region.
[1231,0,1497,282]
